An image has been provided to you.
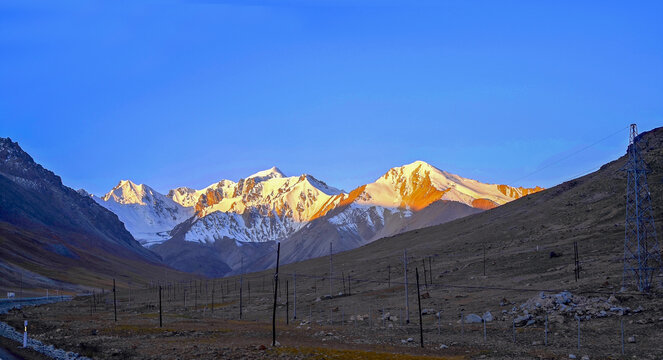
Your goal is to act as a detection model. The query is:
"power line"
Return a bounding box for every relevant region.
[509,125,629,185]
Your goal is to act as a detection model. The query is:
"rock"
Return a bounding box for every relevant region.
[555,291,573,305]
[581,356,589,360]
[272,340,281,346]
[608,294,618,303]
[540,291,546,299]
[482,311,493,322]
[463,314,483,324]
[610,307,625,315]
[315,297,322,302]
[439,344,448,349]
[258,345,266,350]
[421,292,431,299]
[627,336,636,343]
[526,319,536,326]
[514,314,532,327]
[500,298,509,306]
[421,308,435,315]
[569,355,576,359]
[532,341,542,346]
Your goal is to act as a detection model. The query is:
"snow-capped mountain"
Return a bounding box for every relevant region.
[93,180,194,246]
[95,161,542,276]
[356,160,542,210]
[248,161,541,268]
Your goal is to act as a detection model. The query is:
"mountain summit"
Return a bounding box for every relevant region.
[246,166,286,182]
[93,180,193,246]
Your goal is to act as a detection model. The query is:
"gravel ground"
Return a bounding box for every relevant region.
[0,297,88,360]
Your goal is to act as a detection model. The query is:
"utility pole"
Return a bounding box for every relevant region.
[329,241,333,298]
[388,265,391,287]
[113,279,117,322]
[416,268,424,348]
[404,249,409,324]
[272,243,281,347]
[158,285,163,328]
[483,243,486,276]
[239,256,244,320]
[286,280,289,325]
[622,123,662,292]
[293,273,297,319]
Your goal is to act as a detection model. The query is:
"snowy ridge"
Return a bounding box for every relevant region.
[184,209,300,244]
[358,160,542,211]
[98,162,542,251]
[94,180,194,246]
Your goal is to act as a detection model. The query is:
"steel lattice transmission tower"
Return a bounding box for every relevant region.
[622,123,662,292]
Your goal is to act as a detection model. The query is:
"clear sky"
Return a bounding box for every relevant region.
[1,0,661,196]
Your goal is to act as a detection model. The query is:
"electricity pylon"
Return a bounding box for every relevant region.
[622,124,662,292]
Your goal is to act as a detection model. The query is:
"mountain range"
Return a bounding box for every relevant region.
[89,160,543,276]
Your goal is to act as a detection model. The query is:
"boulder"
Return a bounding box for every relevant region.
[463,314,483,324]
[514,314,532,327]
[482,311,493,322]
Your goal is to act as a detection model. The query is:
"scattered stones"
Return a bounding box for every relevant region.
[439,344,448,349]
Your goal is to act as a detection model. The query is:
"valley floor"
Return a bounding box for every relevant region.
[1,282,662,359]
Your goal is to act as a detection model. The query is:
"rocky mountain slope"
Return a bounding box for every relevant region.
[0,137,190,293]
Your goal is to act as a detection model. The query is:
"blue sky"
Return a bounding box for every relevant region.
[1,0,661,195]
